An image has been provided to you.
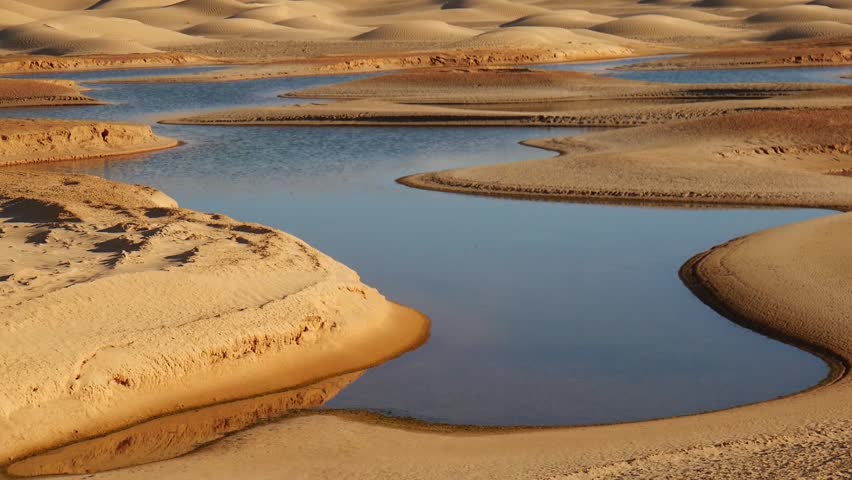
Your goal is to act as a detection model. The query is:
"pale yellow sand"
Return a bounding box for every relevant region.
[0,121,429,467]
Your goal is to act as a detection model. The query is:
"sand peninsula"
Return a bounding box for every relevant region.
[0,79,101,108]
[0,120,429,467]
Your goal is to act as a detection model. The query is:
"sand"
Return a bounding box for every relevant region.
[0,79,100,108]
[0,119,177,164]
[0,122,429,467]
[163,68,849,126]
[400,109,852,208]
[2,0,846,79]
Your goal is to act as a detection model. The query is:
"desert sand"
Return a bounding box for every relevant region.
[0,79,100,107]
[0,121,429,467]
[0,0,848,81]
[0,119,176,164]
[3,0,852,477]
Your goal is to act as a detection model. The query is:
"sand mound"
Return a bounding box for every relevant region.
[809,0,852,7]
[767,21,852,40]
[502,11,616,29]
[230,5,291,22]
[249,26,343,40]
[42,15,208,48]
[87,0,184,8]
[0,23,85,52]
[651,8,733,21]
[0,0,54,19]
[22,0,99,9]
[441,0,548,17]
[354,21,480,42]
[693,0,807,7]
[591,14,739,40]
[0,8,33,27]
[169,0,249,17]
[33,37,160,55]
[454,26,628,49]
[747,5,852,23]
[277,15,365,33]
[183,18,283,37]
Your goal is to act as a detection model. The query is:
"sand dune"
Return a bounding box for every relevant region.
[33,38,159,55]
[354,21,481,41]
[501,11,616,29]
[168,0,248,17]
[767,21,852,40]
[809,0,852,7]
[591,14,742,41]
[441,0,548,17]
[747,5,852,23]
[0,9,32,27]
[277,15,366,33]
[0,23,84,52]
[693,0,807,6]
[650,8,733,21]
[182,18,284,37]
[0,0,54,19]
[88,0,183,8]
[453,26,630,50]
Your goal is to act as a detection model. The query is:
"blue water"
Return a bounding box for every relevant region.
[5,60,834,426]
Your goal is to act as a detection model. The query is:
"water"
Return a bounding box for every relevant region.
[6,61,834,426]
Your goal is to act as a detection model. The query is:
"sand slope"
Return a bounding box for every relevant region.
[353,21,481,41]
[591,14,743,41]
[767,21,852,40]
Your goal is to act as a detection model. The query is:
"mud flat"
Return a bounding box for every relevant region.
[0,122,429,469]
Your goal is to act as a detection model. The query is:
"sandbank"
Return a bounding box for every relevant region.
[0,121,429,468]
[0,79,100,108]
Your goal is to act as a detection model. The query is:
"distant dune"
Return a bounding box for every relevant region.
[354,21,481,41]
[501,11,616,29]
[767,21,852,40]
[591,14,741,41]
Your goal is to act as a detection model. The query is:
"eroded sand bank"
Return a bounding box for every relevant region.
[0,122,429,468]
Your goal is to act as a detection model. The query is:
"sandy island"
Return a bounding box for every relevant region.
[0,79,101,108]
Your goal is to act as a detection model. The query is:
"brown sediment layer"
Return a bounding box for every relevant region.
[625,45,852,70]
[0,119,178,166]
